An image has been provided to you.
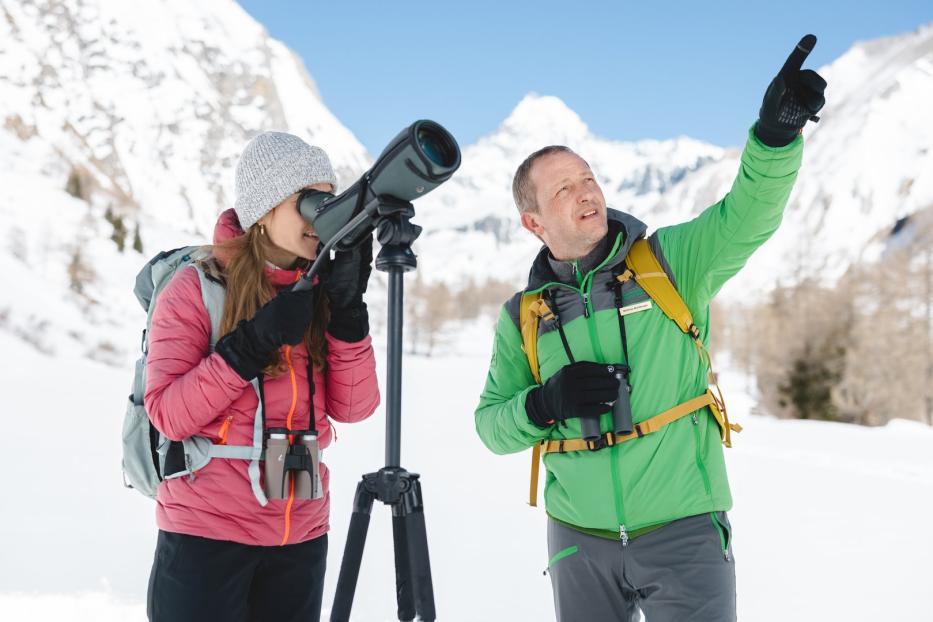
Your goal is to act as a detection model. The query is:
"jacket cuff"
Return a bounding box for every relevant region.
[744,122,804,177]
[748,122,803,152]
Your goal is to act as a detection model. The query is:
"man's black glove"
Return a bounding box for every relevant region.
[216,286,315,380]
[322,233,373,342]
[756,34,827,148]
[526,361,621,429]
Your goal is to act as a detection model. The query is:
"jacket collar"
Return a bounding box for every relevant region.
[546,234,613,283]
[525,208,648,290]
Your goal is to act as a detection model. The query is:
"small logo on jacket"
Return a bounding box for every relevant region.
[619,300,653,317]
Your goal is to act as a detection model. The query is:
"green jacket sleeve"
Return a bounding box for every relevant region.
[475,304,551,455]
[656,124,804,311]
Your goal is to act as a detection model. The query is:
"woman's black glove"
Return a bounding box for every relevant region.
[322,234,373,342]
[755,34,827,148]
[215,286,315,380]
[525,361,621,429]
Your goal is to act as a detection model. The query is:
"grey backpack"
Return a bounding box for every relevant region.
[121,246,271,505]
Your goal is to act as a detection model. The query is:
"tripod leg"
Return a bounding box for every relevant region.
[402,479,436,621]
[392,513,415,622]
[330,481,376,622]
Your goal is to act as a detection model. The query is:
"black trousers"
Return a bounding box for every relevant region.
[147,530,327,622]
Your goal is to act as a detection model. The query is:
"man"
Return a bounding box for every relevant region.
[474,36,826,621]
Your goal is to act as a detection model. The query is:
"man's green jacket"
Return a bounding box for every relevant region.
[475,125,803,536]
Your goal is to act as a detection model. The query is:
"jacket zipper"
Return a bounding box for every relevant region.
[578,241,629,542]
[693,412,712,495]
[573,261,607,361]
[280,345,300,546]
[530,234,628,533]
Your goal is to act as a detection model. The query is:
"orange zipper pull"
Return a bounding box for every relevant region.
[217,415,234,445]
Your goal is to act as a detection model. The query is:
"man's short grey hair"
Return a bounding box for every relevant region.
[512,145,584,214]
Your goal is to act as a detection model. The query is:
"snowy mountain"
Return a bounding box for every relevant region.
[0,0,369,362]
[412,23,933,300]
[410,93,726,287]
[1,0,931,365]
[736,22,933,293]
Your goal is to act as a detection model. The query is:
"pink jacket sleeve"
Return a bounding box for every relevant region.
[324,333,380,423]
[144,267,250,441]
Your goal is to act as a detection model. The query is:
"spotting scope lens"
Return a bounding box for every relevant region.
[417,126,457,167]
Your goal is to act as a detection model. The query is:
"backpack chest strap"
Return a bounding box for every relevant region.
[539,390,735,455]
[527,389,743,506]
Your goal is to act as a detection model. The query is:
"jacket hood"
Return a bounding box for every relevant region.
[526,208,648,290]
[211,208,310,288]
[213,208,245,247]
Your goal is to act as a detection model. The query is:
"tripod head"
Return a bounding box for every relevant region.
[374,197,421,274]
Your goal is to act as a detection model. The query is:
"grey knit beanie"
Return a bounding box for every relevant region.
[234,131,338,230]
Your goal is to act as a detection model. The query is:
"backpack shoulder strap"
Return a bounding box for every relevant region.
[192,263,225,350]
[624,238,700,343]
[623,238,741,445]
[519,291,546,384]
[519,289,552,507]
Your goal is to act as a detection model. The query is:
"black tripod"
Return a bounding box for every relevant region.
[330,200,436,622]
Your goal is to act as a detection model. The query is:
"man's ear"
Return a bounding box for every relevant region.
[520,210,544,238]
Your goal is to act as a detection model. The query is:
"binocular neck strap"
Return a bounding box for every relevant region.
[544,289,576,365]
[612,268,632,374]
[544,279,633,373]
[307,360,317,434]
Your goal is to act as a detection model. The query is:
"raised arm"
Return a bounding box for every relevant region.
[655,34,826,311]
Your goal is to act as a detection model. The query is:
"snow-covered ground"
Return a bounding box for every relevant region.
[1,316,932,622]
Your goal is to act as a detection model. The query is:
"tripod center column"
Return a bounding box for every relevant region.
[385,268,404,467]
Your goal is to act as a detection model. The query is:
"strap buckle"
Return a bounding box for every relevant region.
[585,433,615,452]
[528,298,554,322]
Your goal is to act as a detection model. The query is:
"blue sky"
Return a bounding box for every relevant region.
[238,0,933,155]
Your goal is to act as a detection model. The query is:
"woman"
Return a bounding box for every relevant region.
[144,131,380,621]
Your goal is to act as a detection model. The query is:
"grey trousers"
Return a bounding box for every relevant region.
[546,513,736,622]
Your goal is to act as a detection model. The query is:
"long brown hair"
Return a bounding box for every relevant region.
[203,225,329,376]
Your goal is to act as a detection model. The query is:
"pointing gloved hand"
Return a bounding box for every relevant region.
[755,34,827,148]
[322,233,374,342]
[526,361,622,429]
[216,286,315,381]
